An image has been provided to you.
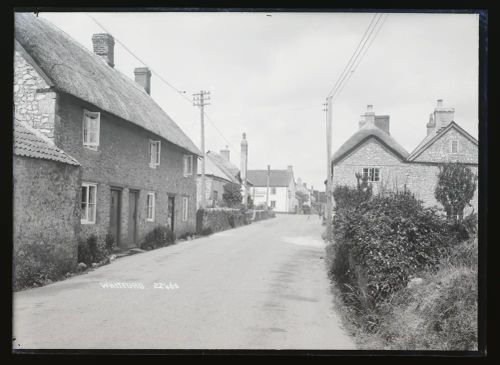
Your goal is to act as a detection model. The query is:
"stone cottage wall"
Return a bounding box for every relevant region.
[13,156,81,271]
[14,49,57,141]
[55,93,198,246]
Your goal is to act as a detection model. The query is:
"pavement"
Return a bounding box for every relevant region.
[13,214,355,350]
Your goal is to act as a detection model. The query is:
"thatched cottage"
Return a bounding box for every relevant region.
[14,13,202,253]
[331,100,478,212]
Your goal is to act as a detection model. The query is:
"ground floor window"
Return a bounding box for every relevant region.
[362,167,380,182]
[213,190,218,202]
[271,200,276,208]
[81,183,97,224]
[146,192,155,222]
[182,196,189,222]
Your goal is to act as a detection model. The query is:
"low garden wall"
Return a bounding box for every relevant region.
[196,208,276,234]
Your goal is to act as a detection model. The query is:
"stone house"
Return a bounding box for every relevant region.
[331,100,478,213]
[14,13,201,249]
[13,119,81,271]
[199,133,253,208]
[247,166,299,213]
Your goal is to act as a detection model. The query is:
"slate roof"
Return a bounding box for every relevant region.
[14,13,201,156]
[407,121,479,161]
[332,124,409,164]
[14,120,80,166]
[246,169,292,187]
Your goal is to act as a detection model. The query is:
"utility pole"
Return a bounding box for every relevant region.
[324,96,333,240]
[266,164,270,208]
[193,90,210,209]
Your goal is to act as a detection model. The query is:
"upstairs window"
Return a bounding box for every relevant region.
[149,140,161,167]
[82,110,100,150]
[81,183,97,224]
[271,187,277,195]
[184,155,194,176]
[146,192,155,222]
[451,140,459,154]
[363,167,380,182]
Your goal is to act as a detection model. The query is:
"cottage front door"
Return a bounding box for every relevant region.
[128,190,138,246]
[110,189,121,246]
[168,195,175,232]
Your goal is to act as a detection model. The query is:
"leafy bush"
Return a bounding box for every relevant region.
[200,227,213,236]
[141,226,175,250]
[105,233,115,252]
[435,162,477,222]
[331,189,449,313]
[178,231,196,240]
[447,212,478,242]
[222,182,243,207]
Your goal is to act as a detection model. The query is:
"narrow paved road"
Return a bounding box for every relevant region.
[13,215,354,349]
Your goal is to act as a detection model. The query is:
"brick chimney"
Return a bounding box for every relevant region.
[359,104,375,129]
[374,115,390,135]
[433,99,454,130]
[426,113,436,135]
[134,67,152,95]
[220,146,230,162]
[92,33,115,67]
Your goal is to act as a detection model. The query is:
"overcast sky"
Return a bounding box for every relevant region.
[38,11,479,189]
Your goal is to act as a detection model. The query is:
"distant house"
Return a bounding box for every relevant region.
[198,134,253,207]
[14,13,202,251]
[247,166,298,213]
[13,119,81,271]
[331,101,478,213]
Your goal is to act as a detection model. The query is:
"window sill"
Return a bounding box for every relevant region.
[146,218,155,222]
[81,220,95,225]
[149,164,159,169]
[83,146,99,152]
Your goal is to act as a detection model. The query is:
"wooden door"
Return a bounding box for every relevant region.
[128,190,138,245]
[110,189,121,246]
[168,196,175,232]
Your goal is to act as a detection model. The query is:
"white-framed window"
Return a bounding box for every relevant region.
[146,192,155,222]
[149,140,161,167]
[451,140,459,154]
[271,187,277,195]
[363,167,380,182]
[183,155,194,176]
[81,183,97,224]
[213,190,219,201]
[82,110,100,150]
[182,196,189,222]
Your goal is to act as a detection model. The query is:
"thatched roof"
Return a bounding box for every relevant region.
[14,119,80,166]
[14,13,201,156]
[332,125,409,164]
[246,169,292,187]
[206,151,241,183]
[198,154,234,183]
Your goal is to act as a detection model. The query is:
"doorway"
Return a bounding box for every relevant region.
[110,188,122,246]
[128,190,139,246]
[168,195,175,232]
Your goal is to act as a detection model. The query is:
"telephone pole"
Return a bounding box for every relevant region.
[193,90,211,209]
[324,96,333,240]
[266,165,271,208]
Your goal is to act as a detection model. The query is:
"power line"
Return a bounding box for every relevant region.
[326,13,379,97]
[327,13,383,100]
[331,13,388,103]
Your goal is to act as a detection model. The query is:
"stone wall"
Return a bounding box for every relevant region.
[13,156,81,274]
[196,208,250,234]
[14,49,57,141]
[55,93,198,246]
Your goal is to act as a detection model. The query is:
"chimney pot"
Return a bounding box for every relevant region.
[92,33,115,67]
[437,99,443,108]
[367,104,374,112]
[134,67,152,95]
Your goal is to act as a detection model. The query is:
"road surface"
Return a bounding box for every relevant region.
[13,214,355,349]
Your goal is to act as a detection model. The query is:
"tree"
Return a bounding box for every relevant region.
[434,162,477,222]
[222,182,243,207]
[296,190,309,205]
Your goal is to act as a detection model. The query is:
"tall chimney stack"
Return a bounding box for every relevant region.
[220,145,230,162]
[92,33,115,67]
[359,104,375,129]
[134,67,152,95]
[433,99,454,130]
[240,133,248,205]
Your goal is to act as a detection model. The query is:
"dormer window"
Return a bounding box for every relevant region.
[82,110,100,150]
[451,140,459,154]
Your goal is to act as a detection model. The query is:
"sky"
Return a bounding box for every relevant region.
[37,11,479,190]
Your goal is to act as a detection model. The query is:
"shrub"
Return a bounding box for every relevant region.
[435,163,477,222]
[200,227,213,236]
[178,231,196,240]
[141,226,175,250]
[77,239,92,266]
[222,182,243,207]
[105,233,115,252]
